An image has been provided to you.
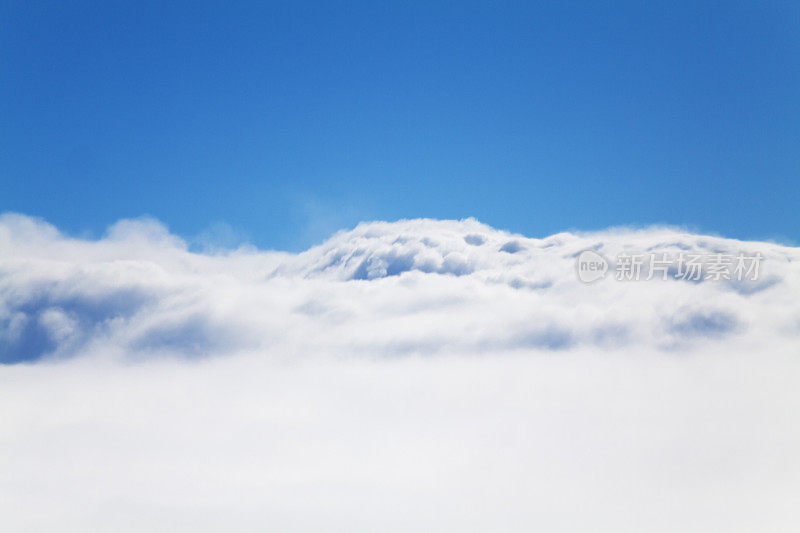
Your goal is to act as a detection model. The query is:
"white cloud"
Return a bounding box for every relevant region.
[1,213,799,531]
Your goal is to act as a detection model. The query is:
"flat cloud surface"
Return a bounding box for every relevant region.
[1,213,799,531]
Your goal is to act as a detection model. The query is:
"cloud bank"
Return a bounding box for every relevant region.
[1,214,797,363]
[1,213,799,531]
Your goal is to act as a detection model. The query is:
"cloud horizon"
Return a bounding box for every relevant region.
[1,212,797,364]
[2,212,799,532]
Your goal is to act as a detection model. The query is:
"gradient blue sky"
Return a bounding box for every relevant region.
[2,1,798,249]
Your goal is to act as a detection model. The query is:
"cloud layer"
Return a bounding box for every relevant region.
[1,214,799,531]
[1,214,798,363]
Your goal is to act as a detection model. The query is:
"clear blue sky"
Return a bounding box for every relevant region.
[2,1,798,249]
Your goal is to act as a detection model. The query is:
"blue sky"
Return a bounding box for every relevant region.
[2,1,798,249]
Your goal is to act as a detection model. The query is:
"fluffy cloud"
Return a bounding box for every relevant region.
[1,213,798,363]
[1,213,799,531]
